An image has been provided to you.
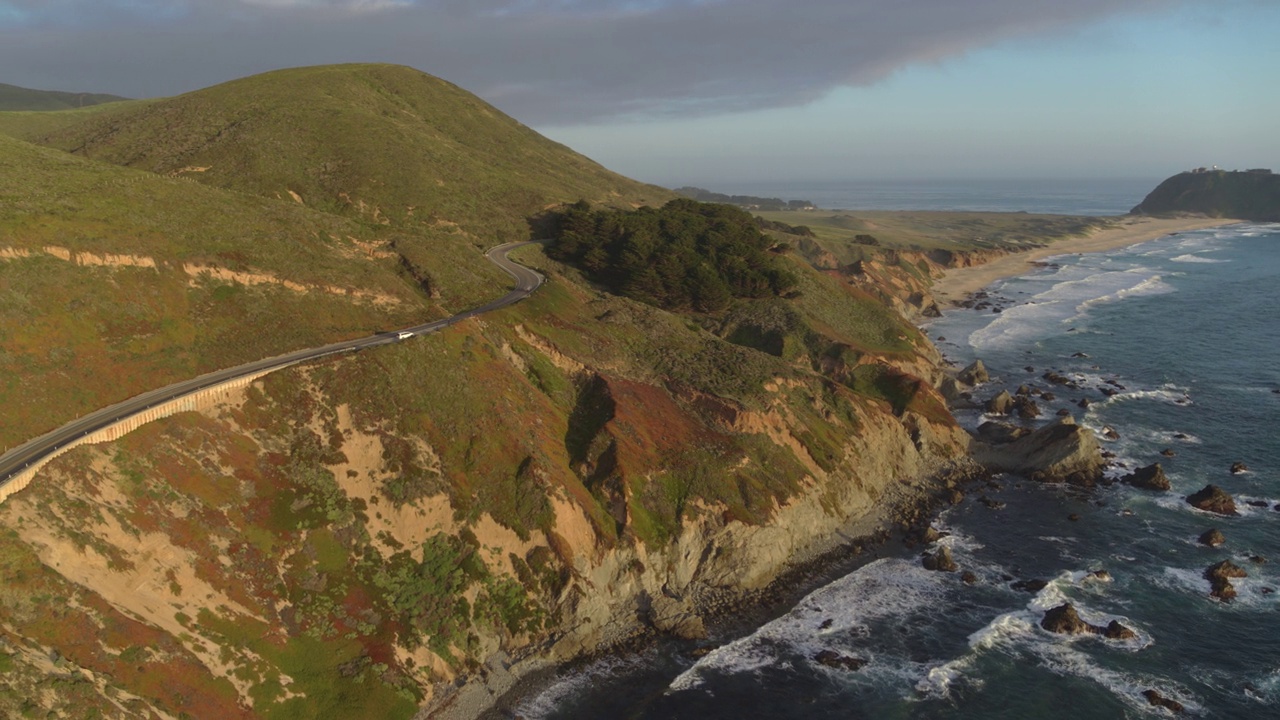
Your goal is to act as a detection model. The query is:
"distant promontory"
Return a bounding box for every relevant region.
[1131,168,1280,221]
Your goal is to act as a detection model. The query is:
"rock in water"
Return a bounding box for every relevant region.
[1011,578,1048,593]
[1187,485,1239,516]
[1103,620,1137,640]
[1121,463,1171,491]
[985,390,1014,415]
[1204,560,1248,602]
[1040,604,1092,635]
[1015,397,1041,419]
[814,650,867,671]
[1230,461,1249,474]
[1143,689,1185,714]
[976,416,1105,486]
[958,360,989,386]
[922,546,958,572]
[1198,528,1226,547]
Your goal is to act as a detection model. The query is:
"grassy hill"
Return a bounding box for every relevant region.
[1131,169,1280,221]
[32,64,672,237]
[0,132,434,447]
[0,82,129,111]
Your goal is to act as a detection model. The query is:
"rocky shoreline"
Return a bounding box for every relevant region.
[461,457,989,720]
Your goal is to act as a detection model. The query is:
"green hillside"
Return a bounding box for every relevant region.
[1131,169,1280,221]
[0,99,149,141]
[33,64,672,238]
[0,132,432,447]
[0,82,128,111]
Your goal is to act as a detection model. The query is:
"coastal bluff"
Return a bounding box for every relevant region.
[1131,168,1280,221]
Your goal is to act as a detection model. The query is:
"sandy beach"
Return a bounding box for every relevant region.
[930,215,1240,306]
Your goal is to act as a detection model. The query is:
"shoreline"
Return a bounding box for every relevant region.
[930,215,1240,307]
[461,464,982,719]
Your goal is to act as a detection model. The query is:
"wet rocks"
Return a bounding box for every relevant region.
[922,546,958,572]
[958,360,989,386]
[1160,448,1177,457]
[814,650,867,671]
[1010,578,1048,593]
[1015,397,1041,419]
[1040,604,1137,640]
[1101,425,1121,441]
[986,390,1014,415]
[1084,569,1113,584]
[976,421,1028,444]
[1187,485,1239,516]
[975,416,1106,486]
[1120,463,1171,492]
[960,570,978,585]
[1143,689,1185,714]
[1204,560,1248,602]
[1103,620,1137,640]
[1040,603,1092,635]
[1230,461,1249,474]
[1198,528,1226,547]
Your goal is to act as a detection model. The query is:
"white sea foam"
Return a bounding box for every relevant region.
[1171,253,1229,264]
[515,653,659,719]
[1034,642,1200,716]
[667,557,951,692]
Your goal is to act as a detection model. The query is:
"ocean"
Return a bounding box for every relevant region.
[701,177,1163,216]
[511,187,1280,718]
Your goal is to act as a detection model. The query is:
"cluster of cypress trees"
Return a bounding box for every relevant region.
[546,199,797,312]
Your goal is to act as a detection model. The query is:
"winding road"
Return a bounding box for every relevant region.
[0,241,544,486]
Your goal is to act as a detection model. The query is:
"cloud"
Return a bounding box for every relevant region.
[0,0,1184,124]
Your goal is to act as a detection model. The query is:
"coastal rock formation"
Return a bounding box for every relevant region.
[985,390,1014,415]
[1014,397,1041,419]
[1143,689,1186,714]
[1187,485,1239,516]
[922,546,958,572]
[1131,168,1280,222]
[975,421,1027,444]
[975,416,1105,486]
[1121,463,1171,491]
[1040,604,1091,635]
[648,595,708,640]
[1204,560,1248,601]
[958,360,989,386]
[814,650,867,671]
[1230,461,1249,474]
[1103,620,1137,640]
[1040,604,1136,640]
[1198,528,1226,547]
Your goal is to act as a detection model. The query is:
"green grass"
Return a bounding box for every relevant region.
[0,133,432,446]
[33,64,673,240]
[0,82,130,112]
[756,209,1111,264]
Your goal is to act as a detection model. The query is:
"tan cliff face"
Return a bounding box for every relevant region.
[0,260,972,718]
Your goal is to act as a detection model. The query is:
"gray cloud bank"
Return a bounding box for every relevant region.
[0,0,1179,125]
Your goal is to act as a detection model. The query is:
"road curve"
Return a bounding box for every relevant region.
[0,241,544,486]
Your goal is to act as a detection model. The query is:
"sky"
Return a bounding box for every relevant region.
[2,0,1277,186]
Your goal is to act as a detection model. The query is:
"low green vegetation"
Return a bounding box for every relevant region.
[754,209,1110,265]
[30,64,672,241]
[0,82,129,112]
[546,199,797,312]
[1132,169,1280,221]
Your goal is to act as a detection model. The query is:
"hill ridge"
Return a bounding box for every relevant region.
[0,81,129,111]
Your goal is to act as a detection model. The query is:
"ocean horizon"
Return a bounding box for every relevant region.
[687,177,1166,217]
